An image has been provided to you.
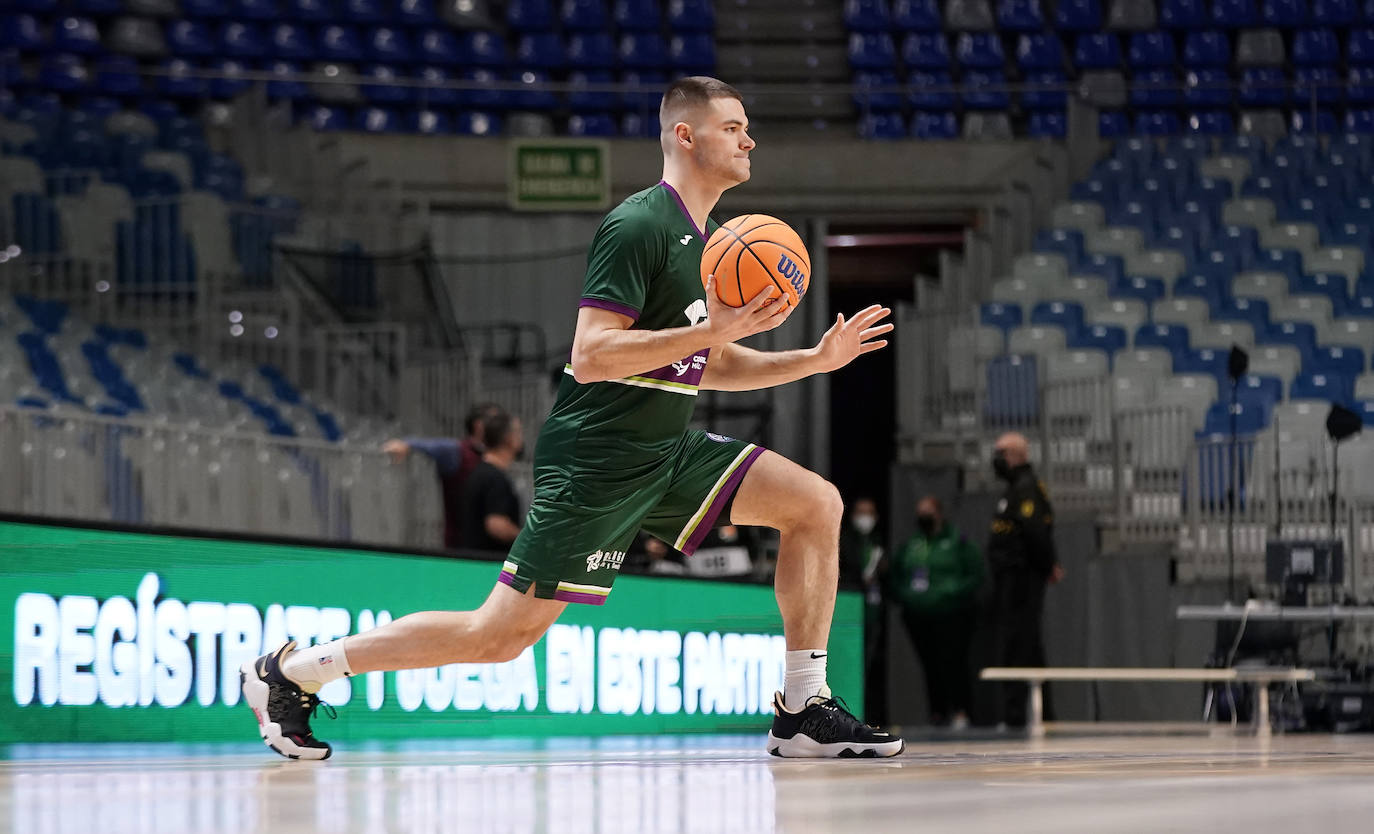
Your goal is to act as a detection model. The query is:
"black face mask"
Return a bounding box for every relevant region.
[916,515,937,536]
[992,451,1012,480]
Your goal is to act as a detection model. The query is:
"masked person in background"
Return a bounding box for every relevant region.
[891,496,983,728]
[839,496,887,724]
[986,432,1063,729]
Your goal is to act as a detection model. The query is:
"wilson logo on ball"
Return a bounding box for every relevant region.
[776,254,806,295]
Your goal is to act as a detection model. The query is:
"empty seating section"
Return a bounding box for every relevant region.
[848,0,1374,138]
[0,0,716,137]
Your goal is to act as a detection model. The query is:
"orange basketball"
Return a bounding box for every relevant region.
[699,215,811,308]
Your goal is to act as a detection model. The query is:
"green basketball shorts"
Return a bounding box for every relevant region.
[499,430,765,605]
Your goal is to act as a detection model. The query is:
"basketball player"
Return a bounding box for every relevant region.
[242,76,901,759]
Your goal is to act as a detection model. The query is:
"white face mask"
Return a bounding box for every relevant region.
[852,515,877,535]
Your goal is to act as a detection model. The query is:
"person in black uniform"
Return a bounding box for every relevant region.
[986,432,1064,728]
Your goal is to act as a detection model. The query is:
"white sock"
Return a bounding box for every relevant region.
[281,639,353,693]
[783,649,829,711]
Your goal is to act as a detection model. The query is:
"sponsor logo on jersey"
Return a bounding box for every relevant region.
[776,254,806,296]
[706,432,735,443]
[683,299,708,326]
[585,549,627,573]
[679,234,693,245]
[672,355,708,377]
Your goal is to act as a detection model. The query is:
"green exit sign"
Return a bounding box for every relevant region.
[510,140,611,211]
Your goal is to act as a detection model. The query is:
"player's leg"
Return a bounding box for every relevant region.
[241,582,565,760]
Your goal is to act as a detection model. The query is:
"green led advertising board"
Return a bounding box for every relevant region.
[1,520,862,742]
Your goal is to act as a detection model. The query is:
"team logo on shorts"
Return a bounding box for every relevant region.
[706,432,734,443]
[585,549,627,572]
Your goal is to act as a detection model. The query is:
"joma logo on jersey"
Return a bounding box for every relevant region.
[776,254,806,295]
[683,299,708,326]
[586,549,627,572]
[672,354,707,376]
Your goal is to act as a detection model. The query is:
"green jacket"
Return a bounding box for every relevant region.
[889,524,984,615]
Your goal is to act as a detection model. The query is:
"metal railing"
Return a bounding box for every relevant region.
[0,404,444,549]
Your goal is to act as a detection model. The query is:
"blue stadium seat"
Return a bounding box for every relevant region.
[398,0,439,26]
[1,15,45,52]
[1022,70,1069,109]
[1175,272,1228,306]
[1134,322,1191,352]
[1185,69,1234,106]
[71,0,122,14]
[984,355,1039,423]
[620,69,664,111]
[409,109,451,134]
[1175,347,1231,381]
[1017,32,1064,68]
[1295,67,1344,104]
[908,71,958,109]
[902,33,951,69]
[458,68,509,109]
[271,23,315,60]
[266,60,308,99]
[670,34,715,72]
[1262,320,1318,355]
[860,111,908,139]
[1084,253,1128,284]
[1349,29,1374,65]
[1291,371,1354,402]
[517,32,566,70]
[568,32,615,69]
[456,111,502,136]
[1327,221,1373,247]
[466,31,510,67]
[1314,0,1358,22]
[1216,296,1272,331]
[1256,248,1304,281]
[1348,66,1374,103]
[418,29,462,65]
[354,106,400,132]
[893,0,943,29]
[1357,400,1374,425]
[1128,31,1176,67]
[1294,28,1340,65]
[1200,400,1271,435]
[1240,67,1289,106]
[1264,0,1309,24]
[371,28,414,63]
[1115,275,1169,303]
[167,21,216,57]
[568,70,615,111]
[1031,300,1085,332]
[221,22,267,59]
[1135,109,1182,134]
[1183,30,1231,67]
[511,69,558,109]
[318,25,364,62]
[668,0,715,31]
[1348,108,1374,132]
[1033,228,1085,263]
[414,66,460,107]
[341,0,386,23]
[304,104,348,131]
[361,65,410,103]
[855,71,905,110]
[568,112,617,136]
[911,110,959,138]
[845,0,893,31]
[53,17,102,54]
[981,301,1024,331]
[235,0,279,19]
[1069,323,1128,355]
[614,0,661,30]
[956,32,1006,68]
[1133,70,1181,107]
[1189,108,1236,133]
[1056,0,1103,30]
[1161,0,1209,27]
[158,58,206,97]
[1219,223,1261,258]
[1293,273,1349,311]
[96,55,144,96]
[1212,0,1258,25]
[619,32,667,69]
[508,0,556,29]
[286,0,334,21]
[1236,374,1285,407]
[1075,32,1123,67]
[998,0,1046,30]
[1309,345,1365,376]
[620,111,657,138]
[38,54,90,94]
[962,70,1010,109]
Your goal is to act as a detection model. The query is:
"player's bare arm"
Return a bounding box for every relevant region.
[700,304,894,391]
[570,276,791,384]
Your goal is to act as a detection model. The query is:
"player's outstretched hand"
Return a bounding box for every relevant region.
[814,305,893,372]
[703,274,795,344]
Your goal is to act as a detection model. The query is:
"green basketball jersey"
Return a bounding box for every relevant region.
[535,181,721,483]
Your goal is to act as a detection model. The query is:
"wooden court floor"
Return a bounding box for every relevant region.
[5,732,1374,833]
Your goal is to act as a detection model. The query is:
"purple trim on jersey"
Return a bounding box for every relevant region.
[498,569,518,587]
[683,445,766,556]
[553,589,609,606]
[659,180,706,241]
[580,296,641,322]
[636,347,711,387]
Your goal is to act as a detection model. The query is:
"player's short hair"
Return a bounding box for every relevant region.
[658,76,742,135]
[481,411,517,451]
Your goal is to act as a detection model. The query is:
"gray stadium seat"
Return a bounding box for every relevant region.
[1152,297,1211,328]
[945,0,995,30]
[1305,248,1364,286]
[104,111,159,138]
[1355,373,1374,401]
[1199,156,1251,192]
[311,63,361,103]
[1272,400,1329,437]
[1239,110,1288,140]
[1248,345,1303,384]
[1156,374,1218,424]
[1085,227,1144,258]
[1221,197,1276,229]
[1008,326,1067,358]
[442,0,495,28]
[991,277,1043,305]
[1051,202,1106,232]
[1013,252,1070,283]
[1231,271,1287,301]
[1107,0,1157,29]
[1114,347,1173,377]
[1054,275,1110,303]
[1046,349,1110,381]
[963,112,1013,141]
[128,0,179,16]
[1128,249,1186,282]
[109,17,168,58]
[1087,298,1148,332]
[1078,71,1128,109]
[1191,321,1255,349]
[1236,29,1285,67]
[1111,373,1155,410]
[1272,295,1334,337]
[1332,319,1374,348]
[508,112,556,137]
[1260,222,1320,255]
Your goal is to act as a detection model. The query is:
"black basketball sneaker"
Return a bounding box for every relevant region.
[240,641,335,760]
[766,686,904,758]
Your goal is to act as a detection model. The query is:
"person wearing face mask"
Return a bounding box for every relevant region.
[458,411,527,553]
[839,496,888,723]
[891,496,983,728]
[986,432,1064,729]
